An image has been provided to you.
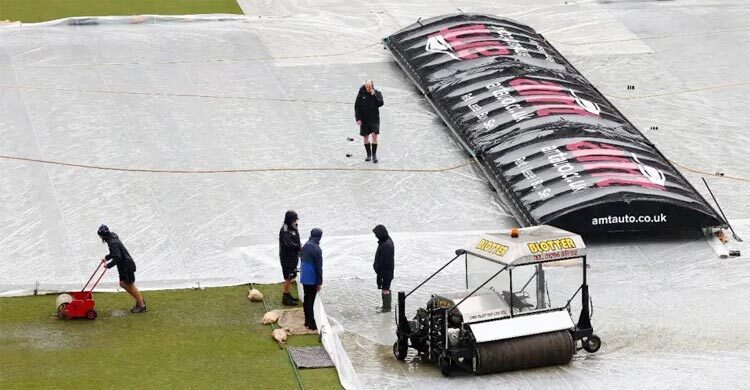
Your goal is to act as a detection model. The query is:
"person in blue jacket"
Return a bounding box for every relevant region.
[300,228,323,331]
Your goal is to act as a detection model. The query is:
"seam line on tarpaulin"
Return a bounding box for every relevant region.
[3,77,737,107]
[0,155,476,174]
[550,25,750,46]
[606,81,750,100]
[1,78,745,106]
[0,43,383,68]
[0,84,420,105]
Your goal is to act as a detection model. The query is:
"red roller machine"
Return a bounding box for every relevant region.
[56,261,108,320]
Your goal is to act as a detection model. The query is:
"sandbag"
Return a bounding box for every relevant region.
[248,288,264,302]
[272,328,288,347]
[262,310,281,324]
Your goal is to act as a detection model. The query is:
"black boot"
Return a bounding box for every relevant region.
[282,293,298,306]
[364,143,372,161]
[372,143,378,163]
[382,293,391,313]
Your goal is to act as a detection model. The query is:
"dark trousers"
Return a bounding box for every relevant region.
[303,284,318,327]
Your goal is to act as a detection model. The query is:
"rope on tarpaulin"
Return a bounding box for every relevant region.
[668,159,750,184]
[1,154,747,183]
[0,84,344,105]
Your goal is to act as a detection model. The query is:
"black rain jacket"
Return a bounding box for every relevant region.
[354,86,384,125]
[104,233,136,272]
[279,213,301,265]
[373,225,394,279]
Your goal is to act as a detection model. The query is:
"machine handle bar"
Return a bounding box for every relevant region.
[564,285,583,310]
[405,252,463,299]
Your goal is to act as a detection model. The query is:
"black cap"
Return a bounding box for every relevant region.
[97,224,111,237]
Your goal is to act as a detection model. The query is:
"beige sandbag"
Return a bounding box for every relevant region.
[129,15,149,24]
[272,328,288,347]
[247,288,264,302]
[261,310,281,325]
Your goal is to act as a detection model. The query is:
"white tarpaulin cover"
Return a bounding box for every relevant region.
[1,0,750,389]
[0,14,509,296]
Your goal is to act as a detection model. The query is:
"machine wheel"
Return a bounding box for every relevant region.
[57,303,69,320]
[439,354,452,377]
[393,341,407,361]
[583,335,601,353]
[86,310,97,320]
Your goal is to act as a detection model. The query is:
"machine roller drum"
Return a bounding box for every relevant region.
[474,330,575,375]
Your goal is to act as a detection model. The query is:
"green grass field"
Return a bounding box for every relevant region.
[0,284,341,389]
[0,0,242,23]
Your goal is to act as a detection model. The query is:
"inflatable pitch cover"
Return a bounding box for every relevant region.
[384,14,725,232]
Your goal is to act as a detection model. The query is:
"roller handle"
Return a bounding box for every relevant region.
[81,261,108,299]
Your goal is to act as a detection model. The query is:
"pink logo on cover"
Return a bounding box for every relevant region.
[509,78,602,117]
[426,24,510,60]
[566,141,667,190]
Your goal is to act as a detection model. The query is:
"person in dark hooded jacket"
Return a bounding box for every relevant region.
[98,224,146,313]
[354,80,384,163]
[300,228,323,331]
[279,210,302,306]
[372,224,394,313]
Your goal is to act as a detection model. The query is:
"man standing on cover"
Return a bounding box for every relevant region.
[373,224,394,313]
[279,210,302,306]
[354,80,384,163]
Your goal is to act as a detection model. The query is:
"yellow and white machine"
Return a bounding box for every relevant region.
[393,225,600,376]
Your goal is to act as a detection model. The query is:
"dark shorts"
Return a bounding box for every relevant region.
[281,261,298,280]
[377,274,393,290]
[118,268,136,284]
[360,122,380,137]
